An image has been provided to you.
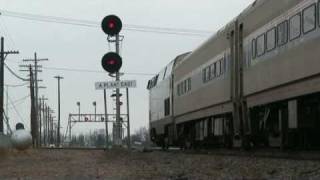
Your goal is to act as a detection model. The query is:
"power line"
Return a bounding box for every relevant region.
[4,63,29,81]
[11,94,30,104]
[4,59,157,76]
[4,82,28,87]
[0,9,212,37]
[6,94,30,110]
[0,17,16,48]
[7,93,25,123]
[42,66,156,76]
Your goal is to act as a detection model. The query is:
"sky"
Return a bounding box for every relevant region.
[0,0,255,138]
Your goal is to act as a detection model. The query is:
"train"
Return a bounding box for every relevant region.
[147,0,320,150]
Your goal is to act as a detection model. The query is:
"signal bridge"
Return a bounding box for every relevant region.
[64,113,128,146]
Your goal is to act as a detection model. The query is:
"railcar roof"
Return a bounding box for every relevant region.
[177,0,265,66]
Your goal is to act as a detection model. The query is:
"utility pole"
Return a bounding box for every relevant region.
[54,75,63,147]
[0,37,19,133]
[5,85,8,134]
[22,53,48,144]
[39,96,48,146]
[43,104,47,146]
[29,65,37,147]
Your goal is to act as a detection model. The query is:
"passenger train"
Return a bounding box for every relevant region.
[147,0,320,149]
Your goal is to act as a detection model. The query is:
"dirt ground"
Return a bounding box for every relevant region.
[0,148,320,180]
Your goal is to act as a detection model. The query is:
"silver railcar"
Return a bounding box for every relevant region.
[148,0,320,149]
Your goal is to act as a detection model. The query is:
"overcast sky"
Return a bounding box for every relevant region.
[0,0,254,137]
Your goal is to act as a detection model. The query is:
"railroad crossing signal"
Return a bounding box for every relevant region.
[101,15,122,36]
[101,52,122,74]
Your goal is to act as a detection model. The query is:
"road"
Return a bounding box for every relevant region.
[0,148,320,179]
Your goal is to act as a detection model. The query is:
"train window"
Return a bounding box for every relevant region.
[202,69,206,83]
[220,58,225,75]
[256,33,265,57]
[147,80,151,89]
[216,60,221,76]
[289,13,301,40]
[204,119,208,138]
[180,82,183,95]
[187,78,191,91]
[210,63,216,79]
[251,39,256,59]
[183,80,187,94]
[206,66,211,82]
[303,4,316,34]
[277,20,288,46]
[266,28,276,52]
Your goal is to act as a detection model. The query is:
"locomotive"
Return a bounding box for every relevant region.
[147,0,320,149]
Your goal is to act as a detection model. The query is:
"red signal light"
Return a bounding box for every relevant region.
[101,15,122,36]
[108,21,115,29]
[108,59,116,65]
[101,52,122,74]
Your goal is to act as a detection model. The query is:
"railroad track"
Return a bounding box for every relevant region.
[39,146,320,161]
[39,147,107,151]
[149,147,320,161]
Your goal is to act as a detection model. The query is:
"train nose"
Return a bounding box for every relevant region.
[11,123,32,150]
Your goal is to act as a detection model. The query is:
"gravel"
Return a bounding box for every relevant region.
[0,149,319,179]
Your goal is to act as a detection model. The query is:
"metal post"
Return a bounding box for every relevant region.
[50,113,53,144]
[93,101,96,121]
[54,76,63,147]
[126,88,131,149]
[46,107,49,145]
[0,37,4,133]
[68,115,71,145]
[77,102,80,121]
[104,89,109,148]
[115,34,121,145]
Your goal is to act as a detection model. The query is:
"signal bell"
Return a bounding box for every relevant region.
[101,15,122,36]
[101,52,122,74]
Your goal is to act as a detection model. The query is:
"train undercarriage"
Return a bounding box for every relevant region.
[151,92,320,150]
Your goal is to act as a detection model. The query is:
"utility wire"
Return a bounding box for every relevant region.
[0,9,212,37]
[7,93,25,123]
[0,9,211,34]
[4,59,156,76]
[0,17,16,48]
[42,66,156,76]
[7,96,30,110]
[4,63,29,81]
[4,82,28,87]
[11,94,30,104]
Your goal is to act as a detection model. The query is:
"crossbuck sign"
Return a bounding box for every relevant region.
[95,80,137,90]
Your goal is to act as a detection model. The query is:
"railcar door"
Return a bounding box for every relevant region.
[229,20,250,149]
